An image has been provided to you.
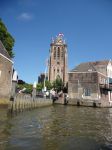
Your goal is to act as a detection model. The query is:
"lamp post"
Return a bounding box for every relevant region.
[43,58,48,92]
[43,65,47,92]
[32,81,37,101]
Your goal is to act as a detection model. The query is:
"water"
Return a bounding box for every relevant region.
[0,105,112,150]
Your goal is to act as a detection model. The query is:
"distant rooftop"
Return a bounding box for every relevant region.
[70,60,110,72]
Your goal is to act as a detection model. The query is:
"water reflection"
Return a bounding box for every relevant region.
[0,106,112,149]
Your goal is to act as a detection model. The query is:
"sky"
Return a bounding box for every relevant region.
[0,0,112,83]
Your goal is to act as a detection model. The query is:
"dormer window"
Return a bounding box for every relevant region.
[88,69,92,72]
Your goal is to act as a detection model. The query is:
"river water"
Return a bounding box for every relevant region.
[0,105,112,150]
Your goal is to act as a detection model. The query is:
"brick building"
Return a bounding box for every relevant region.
[48,33,68,85]
[68,60,112,107]
[0,41,13,100]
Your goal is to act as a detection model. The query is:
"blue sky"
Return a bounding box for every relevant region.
[0,0,112,83]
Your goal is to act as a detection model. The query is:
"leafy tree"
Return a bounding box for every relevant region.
[45,80,52,90]
[24,83,33,94]
[17,82,33,94]
[36,81,52,92]
[0,19,15,58]
[52,76,63,92]
[36,83,43,92]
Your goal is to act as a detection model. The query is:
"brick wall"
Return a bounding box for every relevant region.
[68,72,99,99]
[0,55,12,99]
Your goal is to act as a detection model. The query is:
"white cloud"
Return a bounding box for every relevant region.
[18,12,34,21]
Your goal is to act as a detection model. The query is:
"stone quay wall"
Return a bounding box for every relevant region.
[68,98,101,107]
[68,98,112,107]
[8,93,52,113]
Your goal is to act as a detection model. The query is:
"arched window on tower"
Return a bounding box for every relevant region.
[57,69,59,73]
[61,48,64,58]
[54,47,56,59]
[57,47,60,59]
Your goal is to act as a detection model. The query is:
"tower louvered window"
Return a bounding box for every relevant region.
[54,47,56,59]
[61,50,63,57]
[57,47,60,59]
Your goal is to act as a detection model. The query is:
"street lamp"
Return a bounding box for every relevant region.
[43,58,48,92]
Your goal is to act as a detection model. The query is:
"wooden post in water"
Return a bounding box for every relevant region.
[9,70,18,113]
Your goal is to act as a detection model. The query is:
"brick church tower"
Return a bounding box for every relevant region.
[48,33,68,85]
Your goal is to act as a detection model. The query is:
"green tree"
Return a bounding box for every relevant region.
[36,83,43,91]
[24,83,33,94]
[52,76,63,92]
[45,80,52,90]
[17,82,33,94]
[0,19,15,58]
[36,81,52,92]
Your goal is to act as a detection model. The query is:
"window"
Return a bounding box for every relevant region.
[84,88,91,96]
[69,73,73,79]
[57,69,59,73]
[54,51,56,59]
[61,49,64,57]
[57,47,60,58]
[54,49,56,59]
[88,69,92,72]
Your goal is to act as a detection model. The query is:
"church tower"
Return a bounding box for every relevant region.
[48,33,68,85]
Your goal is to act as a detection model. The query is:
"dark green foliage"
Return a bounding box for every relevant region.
[0,19,15,58]
[45,80,52,90]
[24,84,33,94]
[52,76,63,92]
[36,83,43,91]
[36,80,52,91]
[17,83,33,94]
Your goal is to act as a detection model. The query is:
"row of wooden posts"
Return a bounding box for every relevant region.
[8,81,68,114]
[8,93,52,114]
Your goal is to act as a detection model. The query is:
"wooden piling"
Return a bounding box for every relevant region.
[8,93,52,114]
